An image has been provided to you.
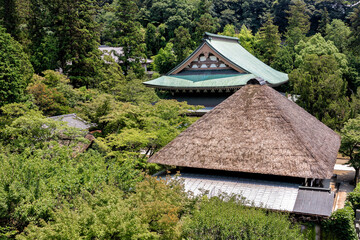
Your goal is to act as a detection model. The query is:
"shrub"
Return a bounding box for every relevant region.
[182,196,304,239]
[322,206,357,240]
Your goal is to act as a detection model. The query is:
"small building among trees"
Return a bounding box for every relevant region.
[149,84,341,218]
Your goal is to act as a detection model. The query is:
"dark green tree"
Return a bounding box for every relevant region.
[255,15,281,65]
[0,0,18,37]
[112,0,146,74]
[349,5,360,54]
[54,0,102,87]
[290,54,350,130]
[172,26,194,64]
[317,8,329,36]
[285,0,310,48]
[0,26,33,106]
[194,13,220,44]
[272,0,291,34]
[145,23,166,56]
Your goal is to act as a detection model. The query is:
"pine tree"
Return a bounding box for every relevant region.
[54,0,101,87]
[350,5,360,54]
[112,0,146,74]
[285,0,310,48]
[173,26,193,64]
[255,15,281,65]
[318,8,329,36]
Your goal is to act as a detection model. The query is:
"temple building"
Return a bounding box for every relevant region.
[144,32,288,109]
[149,84,341,218]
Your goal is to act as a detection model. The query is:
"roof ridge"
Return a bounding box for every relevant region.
[204,32,239,41]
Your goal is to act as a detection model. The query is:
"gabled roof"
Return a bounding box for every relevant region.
[148,84,340,179]
[144,33,288,89]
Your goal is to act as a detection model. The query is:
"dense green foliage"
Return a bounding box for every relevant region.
[322,206,358,240]
[1,0,360,239]
[182,196,305,239]
[340,116,360,183]
[0,26,33,106]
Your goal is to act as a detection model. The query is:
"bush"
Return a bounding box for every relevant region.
[322,206,357,240]
[182,196,305,239]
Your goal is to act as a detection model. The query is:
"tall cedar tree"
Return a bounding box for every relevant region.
[255,15,281,65]
[350,5,360,54]
[318,8,330,36]
[28,0,58,73]
[173,26,193,64]
[285,0,310,48]
[0,0,18,37]
[113,0,146,74]
[0,26,33,106]
[53,0,101,87]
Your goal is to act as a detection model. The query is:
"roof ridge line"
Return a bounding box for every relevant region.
[204,32,239,41]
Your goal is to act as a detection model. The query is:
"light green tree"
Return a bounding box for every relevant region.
[294,33,348,71]
[152,42,177,74]
[325,19,351,53]
[237,25,255,54]
[340,116,360,184]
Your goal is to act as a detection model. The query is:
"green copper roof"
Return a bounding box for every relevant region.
[204,32,239,40]
[144,33,288,89]
[204,37,288,86]
[143,74,256,89]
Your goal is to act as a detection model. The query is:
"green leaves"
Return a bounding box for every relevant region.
[322,206,358,240]
[182,196,304,239]
[341,116,360,169]
[0,26,33,107]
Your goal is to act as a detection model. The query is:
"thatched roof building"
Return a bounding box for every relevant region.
[149,84,340,179]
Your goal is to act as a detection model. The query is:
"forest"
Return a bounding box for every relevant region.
[1,0,360,239]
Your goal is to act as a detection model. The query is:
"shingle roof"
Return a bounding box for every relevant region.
[148,84,340,179]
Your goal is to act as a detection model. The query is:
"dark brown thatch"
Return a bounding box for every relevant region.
[148,84,340,179]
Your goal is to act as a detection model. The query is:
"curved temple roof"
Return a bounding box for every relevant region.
[144,33,288,89]
[148,85,340,179]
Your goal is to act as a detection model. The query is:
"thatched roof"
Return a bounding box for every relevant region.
[148,84,340,179]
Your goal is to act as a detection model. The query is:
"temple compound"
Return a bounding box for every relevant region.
[144,32,288,109]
